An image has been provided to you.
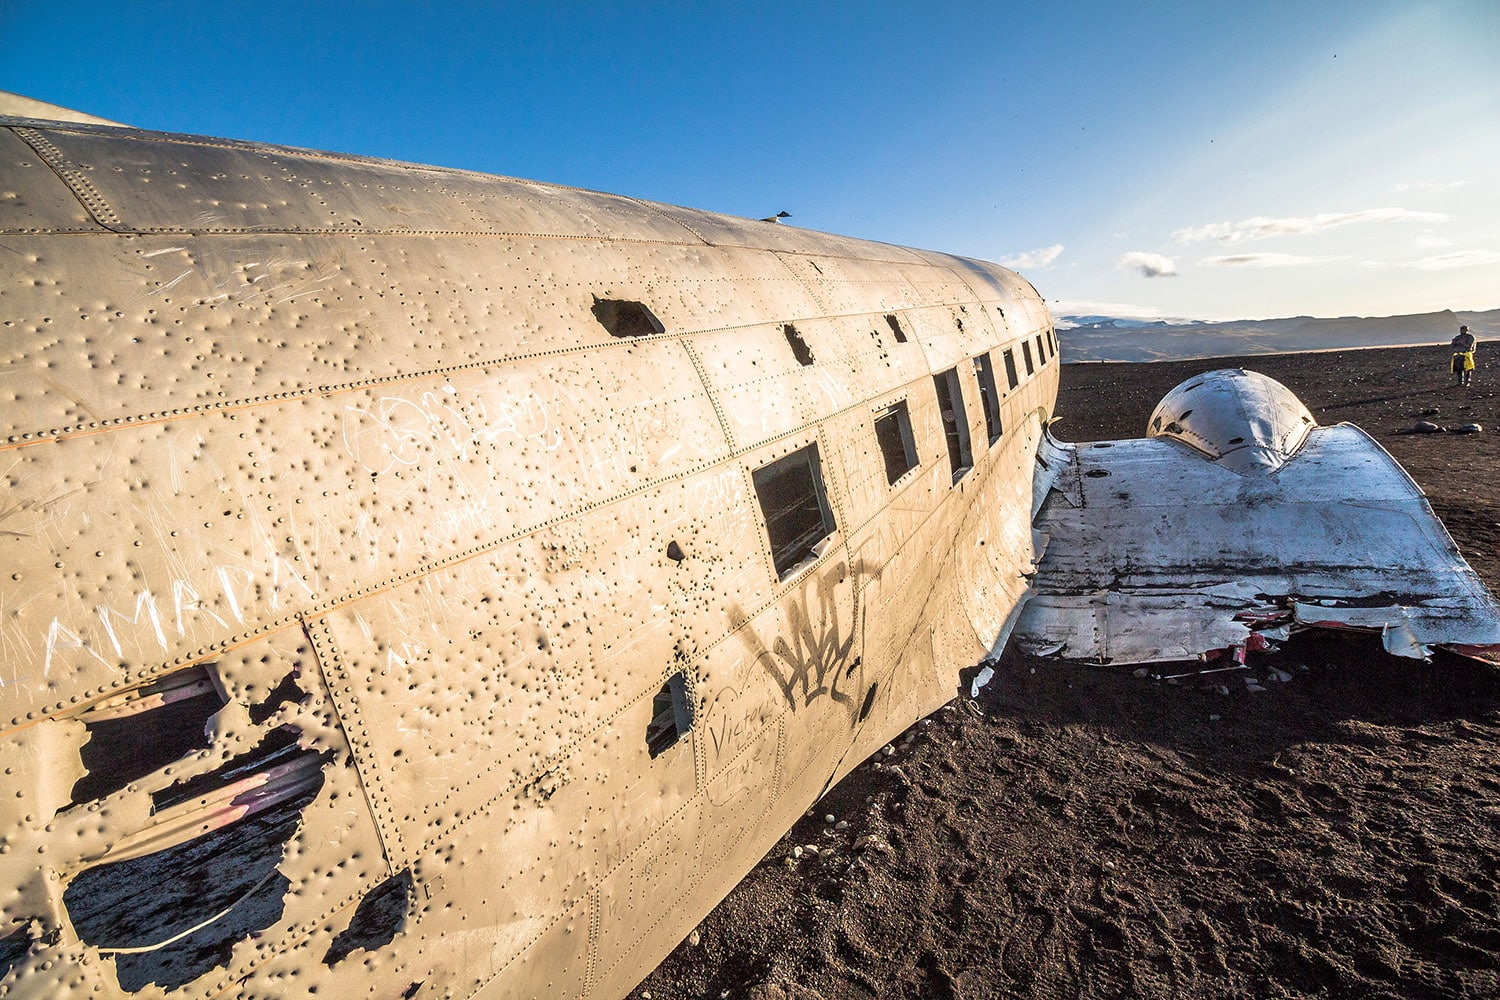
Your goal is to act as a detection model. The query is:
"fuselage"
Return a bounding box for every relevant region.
[0,116,1057,998]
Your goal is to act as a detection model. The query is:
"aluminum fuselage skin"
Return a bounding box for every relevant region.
[0,118,1057,998]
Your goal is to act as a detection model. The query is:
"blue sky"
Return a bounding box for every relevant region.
[3,1,1496,321]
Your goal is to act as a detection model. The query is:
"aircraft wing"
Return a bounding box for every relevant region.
[1013,369,1500,664]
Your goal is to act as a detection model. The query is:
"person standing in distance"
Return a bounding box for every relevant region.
[1451,325,1477,387]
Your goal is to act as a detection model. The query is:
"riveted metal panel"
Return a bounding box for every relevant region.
[283,350,724,590]
[769,253,929,317]
[310,467,770,859]
[0,128,98,232]
[17,125,704,242]
[640,203,929,263]
[0,416,297,719]
[689,318,878,452]
[898,301,1002,374]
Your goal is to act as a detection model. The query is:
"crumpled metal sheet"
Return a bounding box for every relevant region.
[1015,370,1500,663]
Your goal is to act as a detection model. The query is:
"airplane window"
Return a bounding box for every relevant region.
[874,400,919,485]
[972,354,1003,444]
[1036,334,1047,364]
[885,314,909,344]
[1048,328,1058,354]
[752,444,837,578]
[932,368,973,483]
[646,671,693,758]
[783,324,814,366]
[1002,348,1019,390]
[1022,341,1035,376]
[591,297,665,338]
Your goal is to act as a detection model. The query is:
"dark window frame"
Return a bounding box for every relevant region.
[932,367,974,484]
[752,443,838,579]
[1002,348,1019,390]
[972,354,1003,445]
[873,400,919,485]
[1021,341,1035,376]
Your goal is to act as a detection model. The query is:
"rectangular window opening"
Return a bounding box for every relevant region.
[647,671,693,758]
[884,314,908,344]
[972,354,1003,444]
[1048,328,1059,354]
[874,401,918,485]
[1002,348,1019,390]
[1022,341,1035,376]
[1035,334,1047,364]
[932,368,973,483]
[783,324,815,366]
[591,297,665,338]
[753,444,837,578]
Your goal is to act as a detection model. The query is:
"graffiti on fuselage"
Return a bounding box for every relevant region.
[734,558,869,720]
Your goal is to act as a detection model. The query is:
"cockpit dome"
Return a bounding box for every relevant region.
[1147,369,1316,474]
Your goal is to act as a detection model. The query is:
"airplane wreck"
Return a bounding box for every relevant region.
[1,94,1497,999]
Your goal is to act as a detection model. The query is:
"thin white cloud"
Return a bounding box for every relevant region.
[999,243,1064,269]
[1414,233,1454,249]
[1200,253,1349,268]
[1174,208,1448,245]
[1117,251,1177,278]
[1406,249,1500,271]
[1394,180,1468,193]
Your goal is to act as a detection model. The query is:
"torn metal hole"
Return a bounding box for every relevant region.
[591,298,664,338]
[248,669,305,725]
[64,739,331,993]
[1092,443,1114,449]
[1085,469,1111,478]
[324,870,413,966]
[646,671,692,758]
[1,924,30,984]
[152,724,315,813]
[1228,436,1245,445]
[783,324,814,366]
[1179,409,1194,419]
[884,314,908,343]
[666,540,685,564]
[70,665,227,805]
[858,683,878,723]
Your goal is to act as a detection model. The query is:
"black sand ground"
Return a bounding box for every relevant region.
[632,345,1500,1000]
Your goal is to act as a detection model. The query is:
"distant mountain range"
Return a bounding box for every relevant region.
[1056,307,1500,363]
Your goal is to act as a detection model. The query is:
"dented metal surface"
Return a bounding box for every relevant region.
[1016,369,1500,663]
[0,107,1058,998]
